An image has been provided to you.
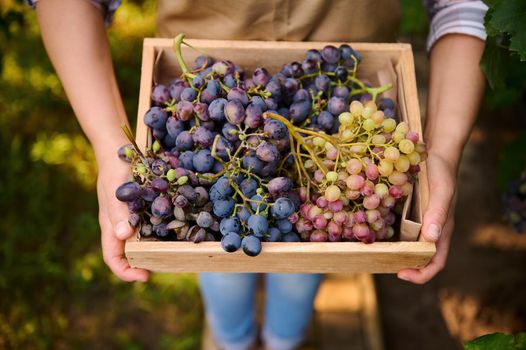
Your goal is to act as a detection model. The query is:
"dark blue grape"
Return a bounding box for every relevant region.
[274,137,290,152]
[265,80,282,99]
[220,217,241,236]
[214,136,233,160]
[242,235,262,256]
[283,78,299,96]
[151,196,172,218]
[212,161,224,173]
[290,61,304,78]
[116,181,141,202]
[302,59,318,74]
[263,119,288,140]
[314,74,331,92]
[175,131,194,151]
[242,78,256,90]
[240,178,258,198]
[253,67,270,86]
[282,232,300,242]
[141,187,159,202]
[192,149,214,172]
[317,111,335,131]
[192,126,215,148]
[192,74,205,89]
[168,80,188,101]
[117,144,134,163]
[271,197,295,219]
[335,67,348,81]
[267,177,293,197]
[213,198,235,218]
[268,227,282,242]
[256,142,279,162]
[305,49,323,62]
[153,128,167,140]
[383,108,396,119]
[237,206,251,224]
[333,86,350,99]
[166,117,185,138]
[224,99,245,125]
[284,191,301,211]
[174,195,189,208]
[281,64,293,77]
[212,60,234,76]
[200,90,216,104]
[265,98,278,110]
[153,223,170,238]
[221,232,242,253]
[247,214,268,238]
[194,55,214,69]
[277,219,293,233]
[227,87,249,106]
[242,154,264,174]
[250,96,267,111]
[177,184,198,202]
[197,211,214,228]
[176,100,194,121]
[208,98,227,121]
[178,151,195,170]
[293,89,311,102]
[144,107,168,130]
[379,98,396,111]
[151,159,168,175]
[289,100,311,124]
[209,177,233,201]
[321,62,337,73]
[151,84,171,105]
[244,103,263,129]
[328,96,347,115]
[223,74,237,88]
[151,178,169,193]
[222,123,239,142]
[180,87,197,102]
[206,79,221,96]
[193,102,210,121]
[128,199,145,213]
[249,194,267,212]
[321,45,340,64]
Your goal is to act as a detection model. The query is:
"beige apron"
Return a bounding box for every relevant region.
[156,0,400,42]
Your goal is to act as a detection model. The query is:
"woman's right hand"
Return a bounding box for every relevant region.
[97,155,150,282]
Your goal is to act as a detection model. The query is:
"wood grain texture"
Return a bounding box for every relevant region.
[125,38,435,272]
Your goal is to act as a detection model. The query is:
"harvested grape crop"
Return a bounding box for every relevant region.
[116,34,427,256]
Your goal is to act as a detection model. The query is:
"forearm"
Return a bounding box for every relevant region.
[425,34,486,167]
[36,0,128,164]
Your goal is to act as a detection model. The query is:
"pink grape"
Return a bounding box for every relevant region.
[384,212,396,225]
[325,185,341,202]
[295,218,313,233]
[345,189,361,200]
[288,212,299,224]
[310,230,328,242]
[401,182,413,196]
[363,194,380,209]
[327,221,342,236]
[409,164,421,174]
[352,224,370,240]
[361,181,375,196]
[343,227,354,240]
[326,147,338,160]
[346,174,365,190]
[365,164,379,180]
[312,215,328,230]
[328,199,344,212]
[314,170,325,183]
[328,232,342,242]
[366,209,381,223]
[406,131,419,144]
[388,171,408,186]
[370,218,385,231]
[333,211,348,225]
[300,204,312,218]
[354,210,367,224]
[308,205,323,220]
[382,195,396,208]
[323,211,333,220]
[298,187,308,202]
[374,183,389,198]
[346,159,362,175]
[389,185,403,199]
[316,196,329,208]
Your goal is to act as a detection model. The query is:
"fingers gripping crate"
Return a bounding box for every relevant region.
[125,38,435,273]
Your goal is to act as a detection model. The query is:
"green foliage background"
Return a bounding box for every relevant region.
[0,1,202,349]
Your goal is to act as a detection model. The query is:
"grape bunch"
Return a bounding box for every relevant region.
[503,170,526,233]
[115,33,426,256]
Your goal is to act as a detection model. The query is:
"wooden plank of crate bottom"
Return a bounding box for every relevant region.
[125,241,435,273]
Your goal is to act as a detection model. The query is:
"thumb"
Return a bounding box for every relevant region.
[108,193,135,241]
[422,182,454,243]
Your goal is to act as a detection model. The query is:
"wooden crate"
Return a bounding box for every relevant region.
[125,38,435,273]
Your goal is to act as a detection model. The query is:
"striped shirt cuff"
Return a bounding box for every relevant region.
[427,1,488,51]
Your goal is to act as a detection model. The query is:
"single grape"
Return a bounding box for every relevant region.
[221,232,242,253]
[151,84,171,105]
[271,197,295,219]
[255,142,279,163]
[151,178,169,193]
[242,154,264,174]
[180,87,197,102]
[317,111,335,131]
[224,99,245,125]
[328,96,347,115]
[175,131,194,151]
[178,151,195,170]
[247,214,269,238]
[244,103,264,128]
[144,107,168,130]
[333,85,350,99]
[118,144,135,163]
[268,227,282,242]
[176,100,194,121]
[196,211,214,228]
[213,198,236,218]
[242,235,262,256]
[227,87,249,106]
[192,126,215,148]
[334,67,348,81]
[321,45,340,64]
[208,98,227,121]
[314,74,331,92]
[282,232,300,242]
[192,149,214,172]
[302,59,318,74]
[289,100,311,124]
[212,60,234,76]
[220,217,241,236]
[240,178,258,198]
[194,55,214,69]
[151,196,172,218]
[267,177,293,197]
[116,181,141,202]
[151,159,168,175]
[253,67,270,86]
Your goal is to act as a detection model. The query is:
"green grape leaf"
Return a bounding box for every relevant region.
[464,333,514,350]
[488,0,526,61]
[464,333,526,350]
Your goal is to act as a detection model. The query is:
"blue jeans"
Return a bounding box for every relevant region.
[199,273,323,350]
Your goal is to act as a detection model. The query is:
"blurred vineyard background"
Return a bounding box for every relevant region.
[0,0,525,349]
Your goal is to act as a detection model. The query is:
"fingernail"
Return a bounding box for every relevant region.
[398,274,410,282]
[116,221,130,236]
[428,224,441,241]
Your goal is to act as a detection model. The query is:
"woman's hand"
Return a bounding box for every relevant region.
[398,151,457,284]
[97,155,150,282]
